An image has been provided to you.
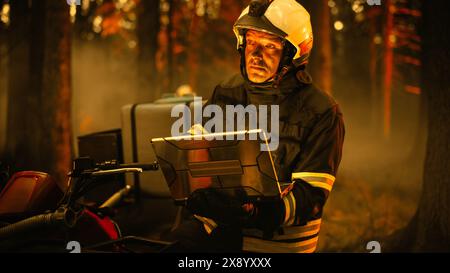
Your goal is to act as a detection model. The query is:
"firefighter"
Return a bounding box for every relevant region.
[168,0,345,253]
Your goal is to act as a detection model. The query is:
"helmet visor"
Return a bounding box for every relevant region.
[234,14,287,39]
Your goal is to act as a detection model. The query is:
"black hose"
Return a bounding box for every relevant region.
[0,211,66,240]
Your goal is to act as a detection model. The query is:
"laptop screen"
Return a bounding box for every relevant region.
[151,129,283,203]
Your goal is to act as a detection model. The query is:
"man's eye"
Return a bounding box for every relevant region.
[266,44,276,49]
[247,39,255,45]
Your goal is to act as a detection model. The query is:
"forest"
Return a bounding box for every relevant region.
[0,0,449,252]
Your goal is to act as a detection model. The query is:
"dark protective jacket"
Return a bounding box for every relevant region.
[203,69,345,253]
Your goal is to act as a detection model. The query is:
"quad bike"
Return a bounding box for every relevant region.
[0,157,176,253]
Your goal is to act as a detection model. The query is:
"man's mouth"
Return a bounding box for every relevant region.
[248,65,267,72]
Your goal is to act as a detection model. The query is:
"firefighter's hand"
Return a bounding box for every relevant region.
[186,188,251,226]
[245,198,285,238]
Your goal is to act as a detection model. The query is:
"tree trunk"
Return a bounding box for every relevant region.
[0,24,9,154]
[137,0,160,102]
[383,0,394,139]
[367,7,383,136]
[316,0,332,94]
[4,0,34,170]
[385,0,450,252]
[5,0,72,186]
[302,0,332,93]
[167,0,175,93]
[187,0,200,94]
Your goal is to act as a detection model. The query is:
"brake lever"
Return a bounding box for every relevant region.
[90,168,143,176]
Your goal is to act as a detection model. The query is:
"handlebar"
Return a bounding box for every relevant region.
[70,157,159,178]
[89,162,159,177]
[0,157,159,245]
[95,161,159,171]
[91,168,143,176]
[116,163,159,171]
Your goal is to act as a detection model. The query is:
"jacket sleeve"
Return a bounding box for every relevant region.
[281,104,345,226]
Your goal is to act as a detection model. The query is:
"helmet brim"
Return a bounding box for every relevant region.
[234,14,287,39]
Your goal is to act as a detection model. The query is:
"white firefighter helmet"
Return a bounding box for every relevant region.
[233,0,313,67]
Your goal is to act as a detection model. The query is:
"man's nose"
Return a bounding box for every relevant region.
[250,45,263,58]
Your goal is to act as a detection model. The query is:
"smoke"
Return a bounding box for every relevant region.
[327,60,427,250]
[71,37,146,155]
[71,35,238,156]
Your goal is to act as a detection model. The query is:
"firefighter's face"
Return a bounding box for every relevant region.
[245,29,284,83]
